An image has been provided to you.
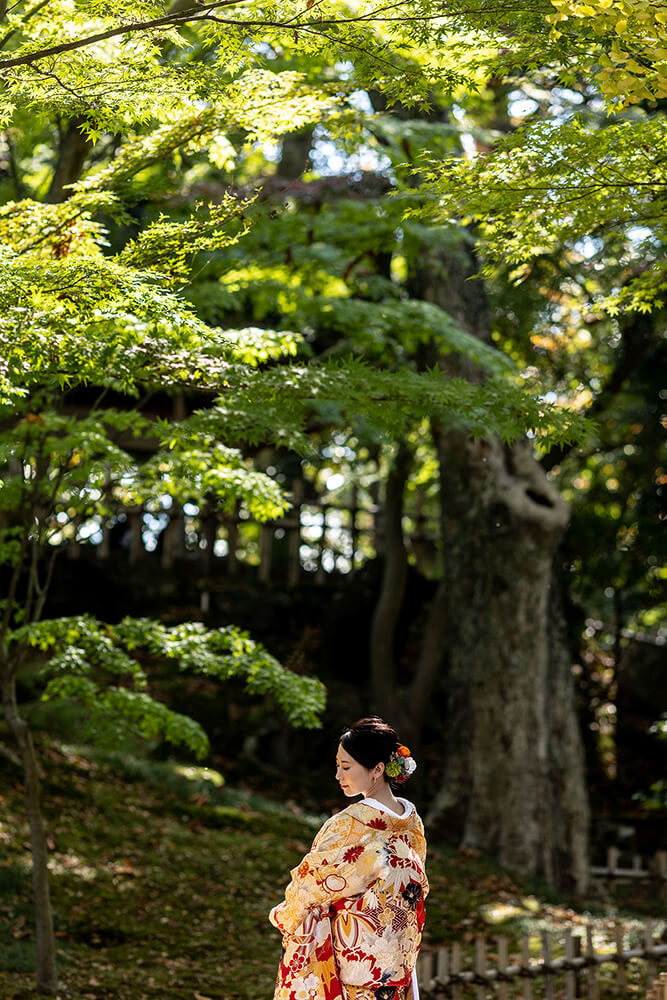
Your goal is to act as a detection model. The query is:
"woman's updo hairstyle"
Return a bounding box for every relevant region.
[340,716,399,774]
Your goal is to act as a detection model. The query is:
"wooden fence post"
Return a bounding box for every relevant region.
[564,930,576,1000]
[451,940,462,1000]
[436,947,448,991]
[226,511,239,577]
[350,483,359,570]
[128,509,142,564]
[259,522,272,583]
[520,934,533,1000]
[541,930,555,1000]
[475,936,487,1000]
[496,935,508,1000]
[645,920,657,986]
[646,972,667,1000]
[572,932,583,998]
[162,502,185,569]
[584,924,596,1000]
[418,951,433,994]
[315,507,327,583]
[607,846,620,872]
[615,922,626,995]
[287,478,303,587]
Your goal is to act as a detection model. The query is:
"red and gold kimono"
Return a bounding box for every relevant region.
[269,798,428,1000]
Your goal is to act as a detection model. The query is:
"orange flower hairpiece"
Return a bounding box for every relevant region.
[385,745,417,783]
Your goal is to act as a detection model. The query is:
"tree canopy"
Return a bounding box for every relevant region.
[1,0,666,990]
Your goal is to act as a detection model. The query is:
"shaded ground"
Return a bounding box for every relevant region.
[0,738,665,1000]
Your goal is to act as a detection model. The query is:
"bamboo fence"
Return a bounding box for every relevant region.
[418,921,667,1000]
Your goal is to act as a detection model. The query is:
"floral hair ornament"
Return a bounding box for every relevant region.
[384,744,417,784]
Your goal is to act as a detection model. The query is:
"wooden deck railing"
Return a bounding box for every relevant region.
[66,478,440,586]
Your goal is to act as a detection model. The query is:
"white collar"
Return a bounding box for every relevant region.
[362,797,413,818]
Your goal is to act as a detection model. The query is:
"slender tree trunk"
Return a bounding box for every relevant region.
[405,577,448,746]
[369,442,412,720]
[408,234,590,892]
[544,564,591,891]
[1,649,59,992]
[45,116,93,203]
[276,128,314,180]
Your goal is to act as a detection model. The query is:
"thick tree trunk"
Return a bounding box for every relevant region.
[426,434,589,891]
[409,235,590,892]
[1,651,59,993]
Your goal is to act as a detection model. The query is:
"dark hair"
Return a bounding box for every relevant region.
[339,716,400,771]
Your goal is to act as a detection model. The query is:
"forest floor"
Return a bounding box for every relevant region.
[0,737,665,1000]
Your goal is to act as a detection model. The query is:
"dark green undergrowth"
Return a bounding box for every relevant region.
[0,737,665,1000]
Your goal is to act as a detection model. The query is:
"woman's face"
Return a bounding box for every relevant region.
[335,744,383,798]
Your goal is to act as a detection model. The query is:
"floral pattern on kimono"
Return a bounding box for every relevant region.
[269,799,428,1000]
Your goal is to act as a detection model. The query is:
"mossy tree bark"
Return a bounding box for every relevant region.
[409,234,590,892]
[426,430,589,891]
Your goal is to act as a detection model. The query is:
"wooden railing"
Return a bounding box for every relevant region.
[590,848,667,883]
[66,479,440,586]
[418,921,667,1000]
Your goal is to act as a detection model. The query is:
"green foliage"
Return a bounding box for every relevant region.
[651,717,667,740]
[12,614,326,755]
[634,719,667,809]
[413,115,667,313]
[188,360,588,448]
[118,196,253,284]
[1,0,661,833]
[546,0,667,106]
[0,938,37,973]
[0,406,288,565]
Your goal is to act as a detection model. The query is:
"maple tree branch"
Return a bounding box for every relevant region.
[0,0,51,50]
[0,0,546,69]
[0,0,246,68]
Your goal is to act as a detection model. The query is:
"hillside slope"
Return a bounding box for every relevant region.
[0,738,663,1000]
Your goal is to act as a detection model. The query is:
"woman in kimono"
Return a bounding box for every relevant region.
[270,716,428,1000]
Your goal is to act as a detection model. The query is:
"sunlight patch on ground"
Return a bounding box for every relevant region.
[175,764,225,787]
[48,853,98,881]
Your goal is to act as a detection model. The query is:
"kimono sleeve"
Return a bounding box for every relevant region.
[411,814,427,866]
[269,810,372,936]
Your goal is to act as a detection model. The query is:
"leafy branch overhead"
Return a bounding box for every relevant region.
[1,0,664,128]
[15,615,327,754]
[413,117,667,314]
[1,188,586,446]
